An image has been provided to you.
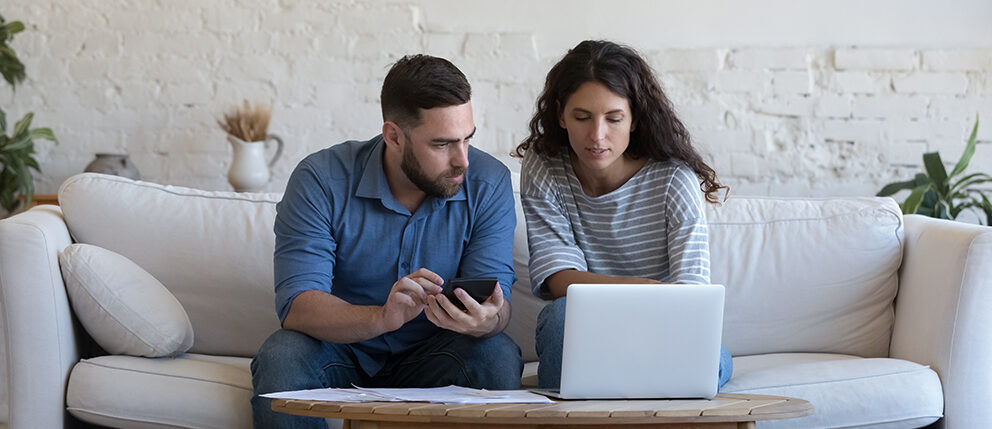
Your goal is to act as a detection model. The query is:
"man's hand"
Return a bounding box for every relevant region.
[425,281,504,337]
[378,268,443,332]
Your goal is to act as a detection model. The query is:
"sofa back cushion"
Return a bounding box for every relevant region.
[705,196,903,358]
[59,174,281,357]
[58,172,904,360]
[504,169,544,362]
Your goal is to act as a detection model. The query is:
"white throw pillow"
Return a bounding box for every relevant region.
[59,244,194,357]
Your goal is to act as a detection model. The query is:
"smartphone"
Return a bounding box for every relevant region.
[441,277,498,310]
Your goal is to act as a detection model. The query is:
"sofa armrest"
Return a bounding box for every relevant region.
[892,214,992,428]
[0,206,78,429]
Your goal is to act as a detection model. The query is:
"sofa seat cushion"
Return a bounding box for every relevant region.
[66,354,252,428]
[723,353,942,428]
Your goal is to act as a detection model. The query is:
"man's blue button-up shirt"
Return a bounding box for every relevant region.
[273,136,516,376]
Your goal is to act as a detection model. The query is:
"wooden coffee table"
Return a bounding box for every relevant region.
[271,392,813,428]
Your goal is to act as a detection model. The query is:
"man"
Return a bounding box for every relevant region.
[250,55,522,428]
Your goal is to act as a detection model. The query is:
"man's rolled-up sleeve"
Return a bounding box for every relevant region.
[273,159,337,323]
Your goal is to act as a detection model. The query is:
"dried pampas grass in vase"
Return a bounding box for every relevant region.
[219,100,284,192]
[218,100,273,142]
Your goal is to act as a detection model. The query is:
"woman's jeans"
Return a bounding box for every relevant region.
[251,329,523,429]
[535,296,733,390]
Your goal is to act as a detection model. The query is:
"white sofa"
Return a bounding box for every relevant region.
[1,167,989,428]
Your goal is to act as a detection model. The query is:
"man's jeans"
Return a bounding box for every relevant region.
[535,297,734,389]
[251,329,523,428]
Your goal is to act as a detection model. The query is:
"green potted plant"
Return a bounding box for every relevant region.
[0,13,56,214]
[877,116,991,225]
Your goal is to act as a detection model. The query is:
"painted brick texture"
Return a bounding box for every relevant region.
[2,2,991,201]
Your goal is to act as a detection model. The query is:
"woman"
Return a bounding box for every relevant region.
[515,40,732,389]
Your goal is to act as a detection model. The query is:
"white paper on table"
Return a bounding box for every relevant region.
[261,384,554,404]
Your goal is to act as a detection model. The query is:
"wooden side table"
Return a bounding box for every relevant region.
[271,392,813,428]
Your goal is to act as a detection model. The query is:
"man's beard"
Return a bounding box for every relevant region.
[401,143,466,199]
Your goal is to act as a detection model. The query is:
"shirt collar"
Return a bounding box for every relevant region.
[355,136,388,200]
[356,136,467,214]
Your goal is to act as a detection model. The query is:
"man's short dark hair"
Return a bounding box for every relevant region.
[381,54,471,129]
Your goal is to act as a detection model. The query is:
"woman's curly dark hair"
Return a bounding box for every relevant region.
[514,40,726,203]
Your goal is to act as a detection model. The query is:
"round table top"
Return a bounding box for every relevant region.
[271,392,813,427]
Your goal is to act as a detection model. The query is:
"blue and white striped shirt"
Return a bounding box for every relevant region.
[520,149,710,298]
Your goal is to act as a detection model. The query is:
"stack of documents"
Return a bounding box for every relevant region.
[262,385,554,404]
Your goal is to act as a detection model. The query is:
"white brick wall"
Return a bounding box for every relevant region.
[852,95,928,119]
[835,49,918,71]
[729,48,809,70]
[923,49,992,71]
[652,49,722,72]
[0,0,987,204]
[893,72,970,94]
[831,71,888,94]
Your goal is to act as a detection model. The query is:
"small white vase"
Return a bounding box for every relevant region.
[227,134,284,192]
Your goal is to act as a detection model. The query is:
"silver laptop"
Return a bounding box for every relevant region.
[534,283,725,400]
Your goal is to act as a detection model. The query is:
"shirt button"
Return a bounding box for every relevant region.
[400,262,409,271]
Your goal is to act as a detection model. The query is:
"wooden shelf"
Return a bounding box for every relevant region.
[18,194,59,207]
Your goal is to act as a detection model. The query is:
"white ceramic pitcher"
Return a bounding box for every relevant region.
[227,134,283,192]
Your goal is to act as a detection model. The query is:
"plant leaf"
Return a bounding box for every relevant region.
[11,156,32,201]
[935,200,952,219]
[0,170,16,202]
[923,152,948,191]
[965,188,992,201]
[877,178,919,196]
[921,188,938,209]
[951,200,975,219]
[1,132,32,152]
[0,47,22,64]
[0,57,25,72]
[956,177,992,193]
[4,21,25,35]
[0,174,15,212]
[12,112,33,138]
[0,107,5,132]
[902,184,931,215]
[981,194,992,226]
[23,155,39,171]
[950,116,980,178]
[0,54,25,68]
[951,172,992,193]
[965,193,992,226]
[28,127,56,143]
[1,71,24,88]
[0,62,25,87]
